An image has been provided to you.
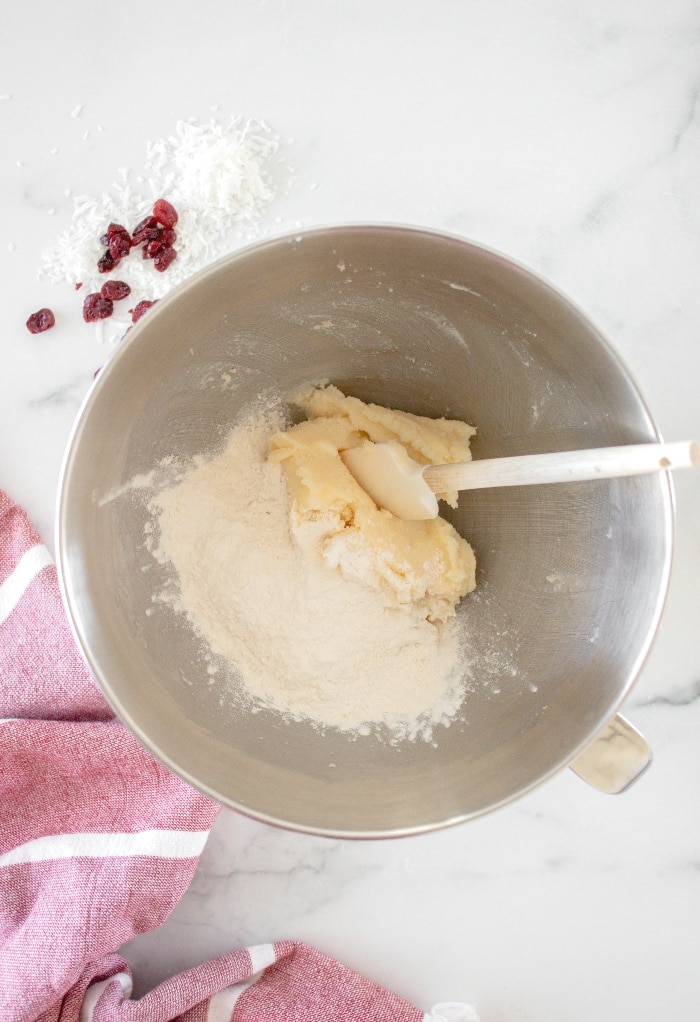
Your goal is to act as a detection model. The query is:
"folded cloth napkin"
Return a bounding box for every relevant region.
[0,490,478,1022]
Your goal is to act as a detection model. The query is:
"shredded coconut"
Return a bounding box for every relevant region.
[39,116,286,344]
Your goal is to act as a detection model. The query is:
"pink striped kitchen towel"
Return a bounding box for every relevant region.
[0,489,478,1022]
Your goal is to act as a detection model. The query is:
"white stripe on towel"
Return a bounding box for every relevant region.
[206,946,277,1021]
[80,973,133,1021]
[0,828,209,867]
[0,544,53,625]
[206,982,253,1022]
[248,944,277,972]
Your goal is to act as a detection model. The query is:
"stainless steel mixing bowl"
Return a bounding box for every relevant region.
[57,225,673,837]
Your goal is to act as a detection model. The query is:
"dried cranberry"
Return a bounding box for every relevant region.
[153,198,178,228]
[105,222,130,240]
[100,279,131,301]
[142,228,174,255]
[83,292,114,322]
[98,224,129,258]
[154,246,177,272]
[75,282,83,290]
[26,308,55,334]
[97,250,116,273]
[109,234,131,260]
[130,300,157,322]
[100,224,123,246]
[131,215,160,245]
[143,237,164,258]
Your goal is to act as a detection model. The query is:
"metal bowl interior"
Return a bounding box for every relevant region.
[57,225,673,837]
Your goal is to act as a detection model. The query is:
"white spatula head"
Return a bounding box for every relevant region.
[340,441,438,520]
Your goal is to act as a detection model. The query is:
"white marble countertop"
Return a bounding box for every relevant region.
[3,2,700,1019]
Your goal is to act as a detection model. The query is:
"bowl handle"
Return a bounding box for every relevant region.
[569,713,652,793]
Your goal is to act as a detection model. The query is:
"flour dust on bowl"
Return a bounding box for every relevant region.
[57,225,673,837]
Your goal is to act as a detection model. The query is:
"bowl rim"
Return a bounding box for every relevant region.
[55,222,676,838]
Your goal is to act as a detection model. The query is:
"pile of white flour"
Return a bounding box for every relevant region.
[148,407,467,741]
